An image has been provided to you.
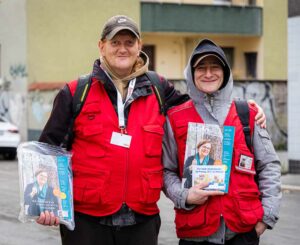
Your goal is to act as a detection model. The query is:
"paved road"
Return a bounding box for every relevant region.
[0,160,299,245]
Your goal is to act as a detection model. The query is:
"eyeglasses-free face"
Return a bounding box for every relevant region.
[194,55,224,94]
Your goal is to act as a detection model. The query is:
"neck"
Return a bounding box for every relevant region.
[115,69,132,79]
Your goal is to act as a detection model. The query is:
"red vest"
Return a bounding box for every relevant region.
[67,78,166,217]
[167,100,264,238]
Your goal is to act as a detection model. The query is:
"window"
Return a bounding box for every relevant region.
[244,52,257,78]
[142,45,155,71]
[248,0,256,6]
[222,47,234,69]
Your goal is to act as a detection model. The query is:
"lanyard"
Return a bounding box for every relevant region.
[116,78,136,132]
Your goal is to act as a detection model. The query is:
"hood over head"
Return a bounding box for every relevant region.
[184,39,233,103]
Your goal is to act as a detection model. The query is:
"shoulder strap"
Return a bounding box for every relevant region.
[234,99,253,153]
[145,71,166,115]
[63,73,92,150]
[72,73,93,118]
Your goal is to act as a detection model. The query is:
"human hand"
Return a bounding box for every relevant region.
[186,182,224,205]
[30,187,37,198]
[255,221,267,237]
[36,211,60,226]
[248,99,266,128]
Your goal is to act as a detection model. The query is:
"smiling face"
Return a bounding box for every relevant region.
[99,30,141,78]
[36,171,48,186]
[198,142,211,158]
[193,55,224,94]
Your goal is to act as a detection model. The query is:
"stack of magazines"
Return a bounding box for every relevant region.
[17,141,74,230]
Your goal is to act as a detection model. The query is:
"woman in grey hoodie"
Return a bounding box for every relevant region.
[163,39,281,245]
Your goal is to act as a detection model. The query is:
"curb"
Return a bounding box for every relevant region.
[281,184,300,192]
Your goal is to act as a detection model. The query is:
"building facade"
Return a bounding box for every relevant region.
[0,0,287,150]
[0,0,27,139]
[288,0,300,173]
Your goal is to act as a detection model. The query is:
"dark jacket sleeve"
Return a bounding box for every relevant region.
[161,77,190,111]
[39,85,73,146]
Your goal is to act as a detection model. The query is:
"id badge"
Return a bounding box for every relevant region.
[110,132,132,148]
[235,154,255,174]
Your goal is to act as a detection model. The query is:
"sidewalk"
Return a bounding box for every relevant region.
[277,151,300,191]
[281,174,300,191]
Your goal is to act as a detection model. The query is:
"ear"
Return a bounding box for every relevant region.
[137,40,142,52]
[98,40,105,56]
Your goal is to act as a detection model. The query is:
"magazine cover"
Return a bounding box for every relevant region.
[182,123,235,193]
[17,141,75,230]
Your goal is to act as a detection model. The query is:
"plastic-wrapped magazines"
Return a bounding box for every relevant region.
[17,141,75,230]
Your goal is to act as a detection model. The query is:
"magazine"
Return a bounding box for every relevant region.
[182,123,235,193]
[17,141,75,230]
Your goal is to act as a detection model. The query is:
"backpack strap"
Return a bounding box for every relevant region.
[145,71,166,115]
[62,73,92,150]
[234,99,253,153]
[72,74,93,117]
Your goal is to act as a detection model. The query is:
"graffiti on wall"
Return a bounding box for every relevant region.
[26,78,287,149]
[173,80,287,149]
[28,90,54,125]
[0,64,27,128]
[233,81,287,149]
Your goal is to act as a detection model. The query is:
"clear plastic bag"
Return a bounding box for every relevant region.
[17,141,75,230]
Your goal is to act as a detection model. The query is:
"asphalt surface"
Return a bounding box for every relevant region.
[0,153,299,245]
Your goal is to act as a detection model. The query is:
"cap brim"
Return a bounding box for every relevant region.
[105,27,140,40]
[193,54,225,68]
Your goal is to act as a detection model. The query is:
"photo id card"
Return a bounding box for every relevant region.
[110,132,132,148]
[235,154,255,174]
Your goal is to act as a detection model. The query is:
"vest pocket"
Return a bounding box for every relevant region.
[142,125,164,157]
[233,189,264,226]
[73,166,110,205]
[140,169,163,203]
[174,119,188,139]
[77,124,106,157]
[80,103,102,123]
[175,204,207,230]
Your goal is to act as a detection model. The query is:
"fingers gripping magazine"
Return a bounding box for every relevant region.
[17,141,75,230]
[182,123,235,193]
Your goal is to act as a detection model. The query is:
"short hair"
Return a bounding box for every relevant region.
[196,139,212,149]
[34,168,48,177]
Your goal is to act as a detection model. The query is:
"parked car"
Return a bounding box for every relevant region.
[0,116,21,160]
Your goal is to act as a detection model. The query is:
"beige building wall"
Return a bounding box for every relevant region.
[0,0,27,140]
[143,34,186,79]
[142,1,287,81]
[231,0,263,6]
[27,0,140,131]
[262,0,287,80]
[190,36,262,80]
[144,34,261,80]
[27,0,140,85]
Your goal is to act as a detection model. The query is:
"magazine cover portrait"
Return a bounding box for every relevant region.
[23,165,59,216]
[182,122,234,192]
[18,141,75,230]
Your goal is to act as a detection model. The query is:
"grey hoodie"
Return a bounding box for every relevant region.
[163,39,281,243]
